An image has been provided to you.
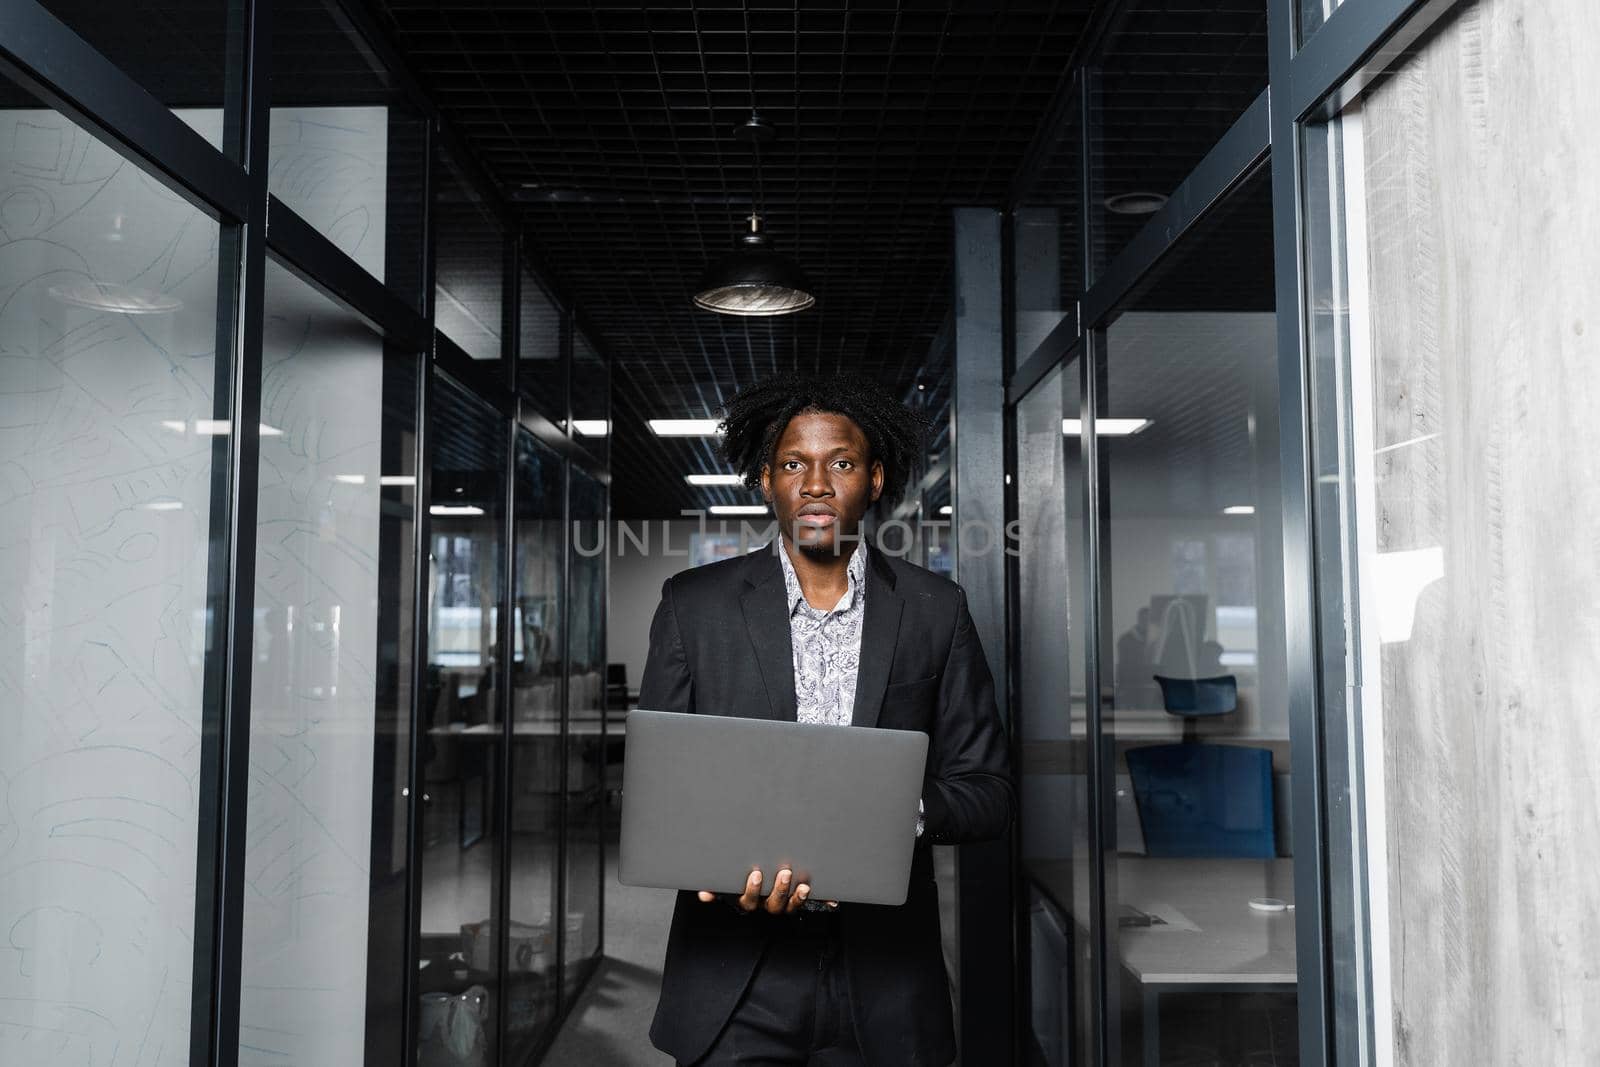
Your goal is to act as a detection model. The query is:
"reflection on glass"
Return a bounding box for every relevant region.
[1299,0,1343,44]
[0,88,222,1059]
[1016,364,1094,1067]
[435,151,506,372]
[519,274,566,427]
[270,0,427,301]
[570,330,609,462]
[563,466,607,987]
[1098,172,1297,1064]
[417,375,507,1065]
[1091,0,1269,279]
[239,260,417,1063]
[505,430,566,1056]
[1014,84,1082,362]
[38,0,241,153]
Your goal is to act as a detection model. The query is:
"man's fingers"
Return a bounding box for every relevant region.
[697,890,716,903]
[786,882,811,914]
[737,869,763,912]
[764,868,794,914]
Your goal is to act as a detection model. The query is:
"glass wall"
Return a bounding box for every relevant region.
[435,148,507,376]
[0,73,225,1060]
[1016,363,1094,1067]
[1013,81,1082,366]
[271,0,428,303]
[563,465,608,988]
[506,429,566,1057]
[239,259,418,1064]
[417,373,509,1063]
[1095,170,1294,1066]
[570,329,609,462]
[0,5,609,1065]
[1090,0,1268,278]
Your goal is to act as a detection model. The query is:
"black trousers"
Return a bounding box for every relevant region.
[687,912,866,1066]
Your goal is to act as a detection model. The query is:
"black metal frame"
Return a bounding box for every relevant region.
[0,0,612,1063]
[1001,0,1470,1064]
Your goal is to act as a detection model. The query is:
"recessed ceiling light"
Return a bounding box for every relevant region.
[1104,191,1169,216]
[1223,505,1256,515]
[380,475,416,487]
[144,500,184,511]
[686,474,744,486]
[431,504,485,517]
[709,504,769,516]
[939,505,952,516]
[186,419,284,437]
[334,474,367,485]
[570,419,610,436]
[1062,418,1152,436]
[649,419,723,436]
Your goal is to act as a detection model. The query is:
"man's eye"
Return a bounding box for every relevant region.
[833,460,853,470]
[784,461,803,471]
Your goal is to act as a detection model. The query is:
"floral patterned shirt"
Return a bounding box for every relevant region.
[777,541,867,727]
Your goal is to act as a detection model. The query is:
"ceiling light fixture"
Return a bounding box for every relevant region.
[1222,505,1256,515]
[709,504,770,516]
[1062,418,1153,436]
[569,420,611,437]
[686,474,744,486]
[1104,191,1170,216]
[649,418,723,436]
[692,114,815,316]
[431,504,485,517]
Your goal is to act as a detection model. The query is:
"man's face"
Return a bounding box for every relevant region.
[760,411,884,556]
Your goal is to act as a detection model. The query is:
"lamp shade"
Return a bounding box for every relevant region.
[693,221,815,316]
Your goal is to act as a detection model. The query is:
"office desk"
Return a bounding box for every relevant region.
[1029,856,1297,1066]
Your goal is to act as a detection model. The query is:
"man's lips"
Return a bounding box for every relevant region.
[796,513,837,527]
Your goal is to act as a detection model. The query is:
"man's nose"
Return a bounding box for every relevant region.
[800,465,832,496]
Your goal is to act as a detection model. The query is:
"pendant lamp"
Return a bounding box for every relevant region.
[692,115,815,316]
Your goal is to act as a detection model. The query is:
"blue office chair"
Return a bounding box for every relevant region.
[1125,743,1276,858]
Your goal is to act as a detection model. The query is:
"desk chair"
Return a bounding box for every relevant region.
[1126,674,1275,859]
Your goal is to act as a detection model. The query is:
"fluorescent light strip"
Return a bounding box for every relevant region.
[379,475,416,487]
[686,474,743,486]
[1222,505,1256,515]
[649,418,723,436]
[430,504,485,517]
[709,505,769,516]
[570,419,610,437]
[334,474,367,485]
[144,500,184,511]
[1062,418,1152,436]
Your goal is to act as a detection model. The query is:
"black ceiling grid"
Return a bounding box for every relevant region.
[371,0,1094,518]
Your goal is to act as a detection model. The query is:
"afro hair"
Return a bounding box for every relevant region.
[717,373,930,511]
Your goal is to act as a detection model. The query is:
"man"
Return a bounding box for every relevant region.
[639,373,1012,1066]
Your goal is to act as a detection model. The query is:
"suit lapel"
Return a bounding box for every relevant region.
[740,548,797,722]
[850,547,903,729]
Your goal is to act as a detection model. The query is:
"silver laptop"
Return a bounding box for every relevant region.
[619,709,930,906]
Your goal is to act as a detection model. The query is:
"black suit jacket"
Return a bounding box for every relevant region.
[638,543,1012,1066]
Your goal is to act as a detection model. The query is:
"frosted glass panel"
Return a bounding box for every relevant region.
[237,260,415,1064]
[0,103,223,1059]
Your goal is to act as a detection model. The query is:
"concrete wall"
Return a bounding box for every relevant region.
[1349,0,1600,1059]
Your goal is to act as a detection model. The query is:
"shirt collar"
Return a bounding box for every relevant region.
[777,540,867,617]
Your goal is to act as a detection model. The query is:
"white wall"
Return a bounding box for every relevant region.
[607,520,737,693]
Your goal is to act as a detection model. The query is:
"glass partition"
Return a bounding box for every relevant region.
[1091,0,1268,280]
[38,0,242,153]
[505,429,566,1057]
[0,80,224,1059]
[570,330,609,462]
[417,374,508,1065]
[435,149,507,377]
[238,258,418,1064]
[563,464,607,989]
[1016,362,1094,1067]
[1014,83,1083,364]
[271,0,428,304]
[1299,0,1345,44]
[1094,169,1294,1065]
[519,273,566,429]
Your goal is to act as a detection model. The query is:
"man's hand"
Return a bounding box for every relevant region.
[695,868,834,913]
